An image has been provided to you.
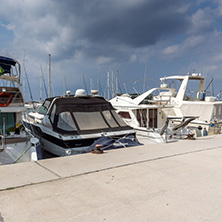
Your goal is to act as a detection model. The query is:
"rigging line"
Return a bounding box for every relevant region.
[23,64,33,102]
[81,73,88,95]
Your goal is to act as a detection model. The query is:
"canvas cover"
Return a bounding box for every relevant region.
[53,96,114,114]
[45,96,133,135]
[180,102,222,122]
[0,56,17,74]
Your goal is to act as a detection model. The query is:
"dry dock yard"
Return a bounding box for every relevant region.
[1,135,222,222]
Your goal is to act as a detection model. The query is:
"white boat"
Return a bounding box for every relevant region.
[111,72,222,141]
[22,89,138,157]
[0,56,41,165]
[110,90,194,144]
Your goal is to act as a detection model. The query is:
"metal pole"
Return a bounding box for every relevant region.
[48,54,51,98]
[107,72,110,100]
[40,65,42,101]
[3,118,5,149]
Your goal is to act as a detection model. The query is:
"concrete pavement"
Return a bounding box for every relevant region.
[0,134,222,221]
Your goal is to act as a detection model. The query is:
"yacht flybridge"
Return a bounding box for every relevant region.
[22,89,138,156]
[0,56,40,165]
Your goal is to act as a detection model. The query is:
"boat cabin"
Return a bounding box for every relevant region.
[35,95,133,136]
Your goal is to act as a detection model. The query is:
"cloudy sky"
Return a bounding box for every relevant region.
[0,0,222,100]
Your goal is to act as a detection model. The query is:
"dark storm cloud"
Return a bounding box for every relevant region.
[82,0,190,47]
[0,0,218,64]
[53,0,191,47]
[40,0,193,62]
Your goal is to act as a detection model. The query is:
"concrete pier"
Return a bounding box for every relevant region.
[0,134,222,221]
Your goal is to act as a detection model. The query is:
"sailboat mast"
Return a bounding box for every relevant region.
[111,70,115,98]
[116,70,119,95]
[48,54,51,98]
[64,76,67,94]
[40,65,42,101]
[22,60,26,101]
[107,71,110,100]
[97,76,99,91]
[143,63,147,93]
[90,76,93,94]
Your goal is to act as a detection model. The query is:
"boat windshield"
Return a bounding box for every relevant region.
[38,100,51,115]
[57,112,77,131]
[72,110,128,131]
[73,111,109,130]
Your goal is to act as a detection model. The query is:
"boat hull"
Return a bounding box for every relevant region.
[23,121,136,157]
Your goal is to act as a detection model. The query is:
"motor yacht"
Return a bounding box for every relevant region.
[22,89,138,156]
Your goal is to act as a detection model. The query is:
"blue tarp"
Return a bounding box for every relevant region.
[88,135,142,151]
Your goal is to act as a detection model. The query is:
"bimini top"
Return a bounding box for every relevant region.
[39,95,132,135]
[0,56,19,75]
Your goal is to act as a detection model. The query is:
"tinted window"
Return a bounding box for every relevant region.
[102,110,119,127]
[73,112,109,130]
[118,111,131,119]
[57,112,77,131]
[111,110,128,127]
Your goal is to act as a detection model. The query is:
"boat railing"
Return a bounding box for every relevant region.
[159,116,197,143]
[0,88,24,106]
[0,118,6,151]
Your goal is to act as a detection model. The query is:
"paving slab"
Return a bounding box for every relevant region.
[0,161,59,190]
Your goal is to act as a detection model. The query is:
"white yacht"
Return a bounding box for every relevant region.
[110,88,194,144]
[0,56,41,165]
[22,89,138,156]
[111,72,222,140]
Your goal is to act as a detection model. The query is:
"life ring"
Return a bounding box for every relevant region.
[0,92,12,107]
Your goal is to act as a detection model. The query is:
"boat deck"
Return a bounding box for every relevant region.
[0,134,222,221]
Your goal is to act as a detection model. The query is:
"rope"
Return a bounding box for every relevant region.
[100,131,139,151]
[14,141,32,163]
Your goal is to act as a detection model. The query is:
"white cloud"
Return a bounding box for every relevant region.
[130,54,137,62]
[163,45,179,55]
[162,35,206,58]
[188,8,215,34]
[96,56,113,65]
[212,54,222,62]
